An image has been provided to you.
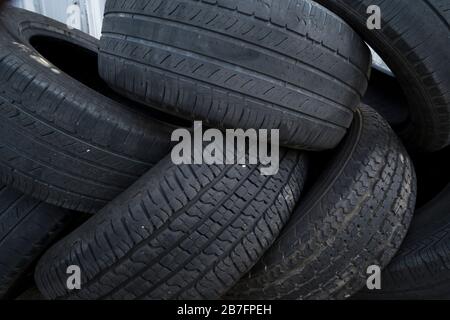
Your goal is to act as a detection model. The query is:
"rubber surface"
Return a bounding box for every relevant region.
[16,287,44,300]
[0,185,75,299]
[99,0,371,150]
[315,0,450,152]
[35,150,309,300]
[356,148,450,299]
[362,68,409,128]
[227,105,417,300]
[0,7,176,213]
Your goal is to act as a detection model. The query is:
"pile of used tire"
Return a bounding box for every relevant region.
[0,0,448,300]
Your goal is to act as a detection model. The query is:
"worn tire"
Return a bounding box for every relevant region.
[0,7,176,213]
[315,0,450,152]
[35,150,308,300]
[16,287,45,301]
[227,105,417,300]
[99,0,371,151]
[0,185,77,299]
[356,149,450,299]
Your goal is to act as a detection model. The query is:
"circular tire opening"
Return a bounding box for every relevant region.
[29,35,190,127]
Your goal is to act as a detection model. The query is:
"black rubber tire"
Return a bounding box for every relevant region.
[99,0,371,151]
[226,105,417,300]
[0,7,176,213]
[0,185,76,299]
[355,150,450,299]
[362,68,409,128]
[34,150,309,300]
[315,0,450,152]
[16,287,45,300]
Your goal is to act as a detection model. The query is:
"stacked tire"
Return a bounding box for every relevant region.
[0,0,447,300]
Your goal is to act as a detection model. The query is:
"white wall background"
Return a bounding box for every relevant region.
[11,0,106,38]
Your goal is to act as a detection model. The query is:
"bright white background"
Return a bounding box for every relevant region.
[11,0,106,38]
